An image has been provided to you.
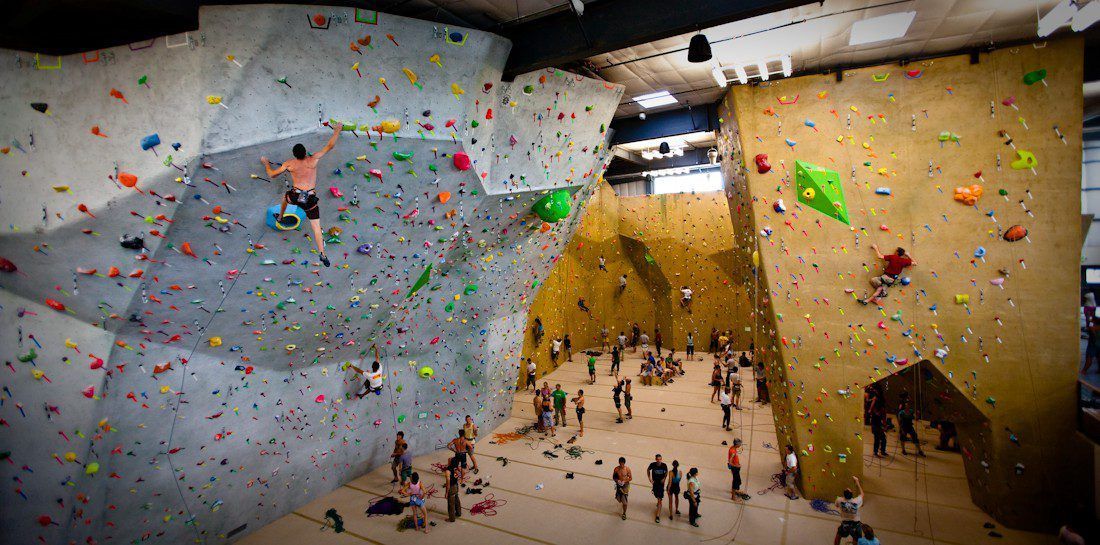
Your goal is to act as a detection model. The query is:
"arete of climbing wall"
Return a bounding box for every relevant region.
[0,4,622,544]
[717,36,1090,530]
[520,180,751,382]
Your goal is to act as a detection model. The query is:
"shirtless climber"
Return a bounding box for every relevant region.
[860,244,914,306]
[261,122,343,267]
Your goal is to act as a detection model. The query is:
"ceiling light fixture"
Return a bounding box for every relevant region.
[688,34,713,63]
[633,90,678,109]
[757,61,769,81]
[781,55,792,78]
[849,11,916,45]
[733,65,749,85]
[712,67,728,88]
[1072,0,1100,31]
[658,141,671,154]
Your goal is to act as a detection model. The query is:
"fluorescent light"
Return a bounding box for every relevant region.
[756,61,769,81]
[734,65,748,85]
[712,67,728,88]
[632,91,678,109]
[781,55,792,77]
[849,11,916,45]
[1039,0,1077,36]
[1072,0,1100,31]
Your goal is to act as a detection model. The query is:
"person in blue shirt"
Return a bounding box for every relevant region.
[857,524,879,545]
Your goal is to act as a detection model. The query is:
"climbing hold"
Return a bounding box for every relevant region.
[1003,225,1027,242]
[754,153,771,174]
[1022,69,1047,86]
[418,366,434,379]
[953,185,983,205]
[533,190,571,223]
[266,205,303,231]
[955,294,970,304]
[795,160,849,224]
[209,337,222,347]
[1010,150,1037,170]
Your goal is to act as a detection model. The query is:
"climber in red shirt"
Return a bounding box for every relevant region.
[860,244,914,306]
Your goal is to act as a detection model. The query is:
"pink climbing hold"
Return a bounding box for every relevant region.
[453,151,471,171]
[314,394,325,403]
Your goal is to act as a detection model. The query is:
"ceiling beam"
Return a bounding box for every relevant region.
[499,0,815,79]
[609,103,719,146]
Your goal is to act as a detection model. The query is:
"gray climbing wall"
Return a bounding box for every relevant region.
[0,5,622,544]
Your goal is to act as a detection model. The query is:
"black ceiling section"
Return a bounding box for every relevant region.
[498,0,816,79]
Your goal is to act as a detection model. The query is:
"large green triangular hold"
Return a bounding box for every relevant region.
[795,160,849,225]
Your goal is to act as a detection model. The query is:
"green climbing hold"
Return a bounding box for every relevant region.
[406,264,432,298]
[397,414,406,423]
[1022,69,1047,86]
[393,151,414,162]
[795,160,849,225]
[533,190,571,222]
[463,284,479,295]
[445,301,455,312]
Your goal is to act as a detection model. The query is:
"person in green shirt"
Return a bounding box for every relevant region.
[552,384,568,427]
[587,355,597,384]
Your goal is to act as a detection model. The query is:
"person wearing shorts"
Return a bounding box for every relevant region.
[613,380,625,423]
[647,454,669,523]
[860,244,914,305]
[263,122,343,267]
[572,390,586,437]
[834,477,864,545]
[613,457,632,520]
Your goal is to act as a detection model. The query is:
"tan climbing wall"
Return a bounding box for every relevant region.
[718,36,1091,530]
[520,182,751,384]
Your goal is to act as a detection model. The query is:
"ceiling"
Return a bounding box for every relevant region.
[590,0,1075,118]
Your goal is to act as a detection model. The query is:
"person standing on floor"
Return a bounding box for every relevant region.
[647,454,669,524]
[897,398,925,456]
[587,354,597,384]
[552,384,568,428]
[390,431,408,483]
[601,326,611,351]
[710,364,723,403]
[728,438,746,500]
[401,472,429,533]
[564,334,573,362]
[639,331,650,354]
[542,386,556,436]
[732,373,744,410]
[610,345,621,376]
[654,327,663,357]
[613,457,633,520]
[686,467,702,527]
[463,415,479,473]
[667,460,682,519]
[631,323,641,352]
[612,378,625,423]
[533,390,545,432]
[709,327,720,354]
[447,428,471,477]
[572,389,586,437]
[833,476,865,545]
[444,456,463,522]
[623,378,633,419]
[719,386,733,431]
[617,330,628,353]
[525,358,537,391]
[753,361,768,404]
[686,332,695,359]
[871,405,888,458]
[783,445,800,500]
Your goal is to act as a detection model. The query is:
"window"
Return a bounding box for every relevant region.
[652,170,723,194]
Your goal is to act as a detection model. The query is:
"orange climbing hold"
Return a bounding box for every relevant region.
[180,242,198,258]
[437,191,451,204]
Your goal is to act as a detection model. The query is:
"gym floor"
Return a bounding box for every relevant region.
[239,351,1057,545]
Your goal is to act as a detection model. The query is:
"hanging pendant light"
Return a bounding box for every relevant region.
[687,33,712,63]
[658,141,671,154]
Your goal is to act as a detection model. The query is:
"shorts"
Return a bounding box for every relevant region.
[410,496,424,507]
[870,274,898,288]
[624,395,632,407]
[653,484,665,499]
[668,482,680,496]
[285,189,320,220]
[615,483,630,502]
[837,520,863,538]
[729,465,742,491]
[711,380,722,387]
[614,397,622,408]
[401,467,412,480]
[455,451,468,467]
[542,411,554,427]
[576,407,585,422]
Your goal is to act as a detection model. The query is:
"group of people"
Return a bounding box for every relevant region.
[389,415,482,532]
[531,381,588,437]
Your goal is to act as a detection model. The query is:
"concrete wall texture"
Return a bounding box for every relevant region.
[0,5,621,544]
[520,181,754,383]
[717,37,1091,530]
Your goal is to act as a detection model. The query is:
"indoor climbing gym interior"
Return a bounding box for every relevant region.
[3,1,1100,544]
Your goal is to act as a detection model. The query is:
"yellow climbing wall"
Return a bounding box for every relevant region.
[718,36,1091,530]
[520,182,752,383]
